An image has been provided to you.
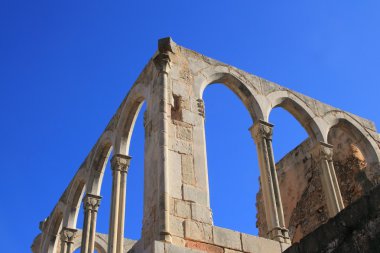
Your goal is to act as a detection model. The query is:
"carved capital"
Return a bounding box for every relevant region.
[111,154,131,173]
[249,120,274,141]
[312,142,334,162]
[153,38,176,74]
[60,227,77,243]
[83,193,101,212]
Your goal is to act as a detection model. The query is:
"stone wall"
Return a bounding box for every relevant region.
[284,183,380,253]
[256,126,378,243]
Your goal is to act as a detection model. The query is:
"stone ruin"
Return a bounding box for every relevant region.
[32,38,380,253]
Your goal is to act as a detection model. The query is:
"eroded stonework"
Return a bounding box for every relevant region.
[32,38,380,253]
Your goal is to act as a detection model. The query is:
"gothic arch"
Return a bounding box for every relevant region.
[266,90,325,143]
[195,69,265,122]
[114,84,146,156]
[326,113,380,178]
[72,233,107,253]
[41,206,64,253]
[86,132,114,196]
[62,179,86,228]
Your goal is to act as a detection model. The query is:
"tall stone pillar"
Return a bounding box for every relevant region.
[153,37,175,243]
[312,142,344,217]
[250,120,290,243]
[60,227,77,253]
[80,193,101,253]
[107,154,131,253]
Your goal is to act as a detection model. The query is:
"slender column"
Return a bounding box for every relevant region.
[60,227,77,253]
[250,120,290,243]
[312,142,344,216]
[81,193,101,253]
[153,37,174,243]
[107,154,131,253]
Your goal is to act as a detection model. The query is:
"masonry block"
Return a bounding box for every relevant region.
[183,184,208,206]
[241,233,281,253]
[184,220,213,243]
[212,226,242,251]
[191,203,212,224]
[174,199,191,219]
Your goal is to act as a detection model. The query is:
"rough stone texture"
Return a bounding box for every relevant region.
[33,38,380,253]
[257,127,379,244]
[284,184,380,253]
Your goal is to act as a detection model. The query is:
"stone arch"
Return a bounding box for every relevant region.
[114,84,146,156]
[326,114,380,182]
[42,207,64,253]
[266,90,325,143]
[63,179,86,228]
[195,70,265,122]
[71,233,107,253]
[86,132,114,196]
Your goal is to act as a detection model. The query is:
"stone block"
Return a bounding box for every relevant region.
[172,80,190,97]
[166,243,203,253]
[174,199,191,219]
[241,233,281,253]
[185,240,224,253]
[177,125,193,141]
[169,151,183,199]
[171,235,186,247]
[183,184,208,206]
[191,203,212,224]
[182,109,202,126]
[182,154,196,185]
[170,139,192,155]
[212,226,242,251]
[184,220,213,243]
[150,240,165,253]
[169,215,185,237]
[224,249,243,253]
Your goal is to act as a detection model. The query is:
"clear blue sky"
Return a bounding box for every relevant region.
[1,1,380,252]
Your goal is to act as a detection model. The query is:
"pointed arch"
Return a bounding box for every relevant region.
[195,69,265,122]
[86,131,114,196]
[326,114,380,180]
[266,90,325,143]
[114,84,146,156]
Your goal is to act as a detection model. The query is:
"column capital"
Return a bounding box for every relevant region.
[312,141,334,162]
[60,227,77,243]
[249,120,274,141]
[83,193,102,212]
[111,154,132,173]
[153,38,176,74]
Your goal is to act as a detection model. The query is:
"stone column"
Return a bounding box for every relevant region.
[312,142,344,217]
[60,227,77,253]
[250,120,290,243]
[80,193,101,253]
[153,37,175,243]
[107,154,131,253]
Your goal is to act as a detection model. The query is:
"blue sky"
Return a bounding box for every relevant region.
[1,1,380,252]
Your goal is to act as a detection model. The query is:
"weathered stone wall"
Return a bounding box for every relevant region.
[257,127,378,243]
[284,183,380,253]
[33,38,380,253]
